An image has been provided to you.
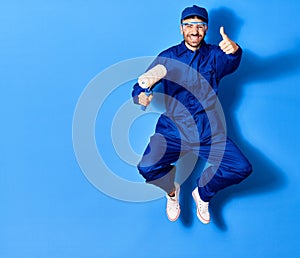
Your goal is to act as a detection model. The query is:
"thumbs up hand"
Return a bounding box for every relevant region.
[219,26,239,54]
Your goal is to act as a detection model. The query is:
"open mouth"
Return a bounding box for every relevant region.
[189,34,201,41]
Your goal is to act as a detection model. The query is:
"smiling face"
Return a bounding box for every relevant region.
[180,16,208,51]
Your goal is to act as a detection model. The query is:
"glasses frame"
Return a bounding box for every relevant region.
[181,21,208,30]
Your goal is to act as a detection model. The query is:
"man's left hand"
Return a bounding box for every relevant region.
[219,26,239,55]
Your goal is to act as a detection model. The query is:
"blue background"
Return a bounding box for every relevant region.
[1,0,300,257]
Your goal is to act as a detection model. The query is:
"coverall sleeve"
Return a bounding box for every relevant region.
[132,82,145,105]
[215,45,243,80]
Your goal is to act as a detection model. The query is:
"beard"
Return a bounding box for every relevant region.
[183,31,206,50]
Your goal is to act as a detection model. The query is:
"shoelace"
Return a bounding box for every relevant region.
[167,197,179,211]
[198,199,209,213]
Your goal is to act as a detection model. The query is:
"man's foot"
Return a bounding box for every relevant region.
[192,188,210,224]
[166,182,180,222]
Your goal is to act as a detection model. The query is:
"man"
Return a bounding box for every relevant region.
[132,5,252,223]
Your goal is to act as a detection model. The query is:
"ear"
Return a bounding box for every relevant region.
[180,24,183,34]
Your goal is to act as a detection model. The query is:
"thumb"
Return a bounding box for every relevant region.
[220,26,228,40]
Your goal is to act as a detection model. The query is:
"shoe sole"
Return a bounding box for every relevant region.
[166,207,181,222]
[192,190,210,224]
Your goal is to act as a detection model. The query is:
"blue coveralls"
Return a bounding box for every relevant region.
[132,40,252,202]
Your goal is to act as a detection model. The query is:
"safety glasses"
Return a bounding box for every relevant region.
[181,21,207,30]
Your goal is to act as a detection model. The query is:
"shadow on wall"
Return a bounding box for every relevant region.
[177,7,299,230]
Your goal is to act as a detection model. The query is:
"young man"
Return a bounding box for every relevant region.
[132,5,252,223]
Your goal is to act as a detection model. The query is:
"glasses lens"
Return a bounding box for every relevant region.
[182,22,207,30]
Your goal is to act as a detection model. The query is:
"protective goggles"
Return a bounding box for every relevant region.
[181,21,207,30]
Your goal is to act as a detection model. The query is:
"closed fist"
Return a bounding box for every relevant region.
[219,26,239,54]
[138,92,153,107]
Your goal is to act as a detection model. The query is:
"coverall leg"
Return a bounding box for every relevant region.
[196,137,253,202]
[138,113,252,200]
[194,111,253,201]
[138,132,184,194]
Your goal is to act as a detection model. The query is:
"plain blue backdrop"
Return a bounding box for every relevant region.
[1,0,300,257]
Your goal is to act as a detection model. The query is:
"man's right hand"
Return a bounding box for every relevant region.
[138,92,153,107]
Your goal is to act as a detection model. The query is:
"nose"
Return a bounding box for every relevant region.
[190,26,198,34]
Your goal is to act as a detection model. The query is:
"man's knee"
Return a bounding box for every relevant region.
[216,156,252,182]
[233,158,253,180]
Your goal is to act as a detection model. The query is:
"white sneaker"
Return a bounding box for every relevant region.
[192,187,210,224]
[166,182,180,222]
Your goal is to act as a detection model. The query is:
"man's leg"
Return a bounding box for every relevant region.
[137,133,184,221]
[138,133,182,194]
[198,138,253,202]
[192,137,252,224]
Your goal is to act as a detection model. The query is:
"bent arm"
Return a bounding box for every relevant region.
[215,46,243,80]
